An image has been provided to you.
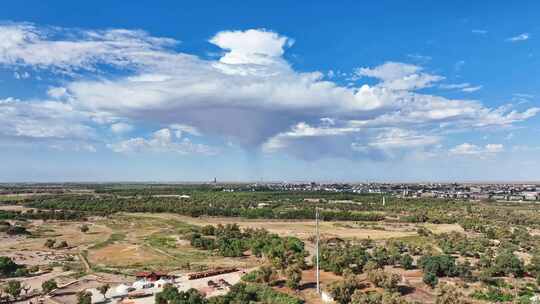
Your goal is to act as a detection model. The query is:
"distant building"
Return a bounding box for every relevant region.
[524,192,539,201]
[134,271,170,281]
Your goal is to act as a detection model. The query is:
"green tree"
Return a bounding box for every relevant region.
[400,254,414,270]
[367,269,400,292]
[330,271,362,304]
[201,225,215,235]
[423,272,438,288]
[351,291,409,304]
[77,291,92,304]
[3,281,22,300]
[155,284,206,304]
[435,283,470,304]
[419,255,457,277]
[0,257,20,277]
[491,250,524,277]
[285,265,302,290]
[42,279,58,293]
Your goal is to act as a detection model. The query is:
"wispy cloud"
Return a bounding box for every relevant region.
[406,54,432,63]
[462,85,482,93]
[471,29,488,35]
[507,33,530,42]
[449,143,504,157]
[439,83,482,93]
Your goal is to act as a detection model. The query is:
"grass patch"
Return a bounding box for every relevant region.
[89,232,126,250]
[146,233,177,249]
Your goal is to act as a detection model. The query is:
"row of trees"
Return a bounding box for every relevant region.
[154,282,303,304]
[28,195,387,221]
[0,210,87,221]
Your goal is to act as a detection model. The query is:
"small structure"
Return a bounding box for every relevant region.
[155,278,173,288]
[132,280,154,290]
[188,268,238,280]
[113,284,132,297]
[134,271,170,282]
[325,237,345,247]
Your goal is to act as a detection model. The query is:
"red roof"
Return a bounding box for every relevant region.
[134,271,168,277]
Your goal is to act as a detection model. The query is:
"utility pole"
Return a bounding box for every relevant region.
[316,206,320,294]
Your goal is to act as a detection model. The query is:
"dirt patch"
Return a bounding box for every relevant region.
[89,243,169,267]
[138,213,418,241]
[423,223,464,234]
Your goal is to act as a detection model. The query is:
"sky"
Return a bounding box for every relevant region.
[1,1,539,182]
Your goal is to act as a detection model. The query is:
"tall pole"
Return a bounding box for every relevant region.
[316,207,320,294]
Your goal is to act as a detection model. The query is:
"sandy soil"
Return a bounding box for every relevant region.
[134,213,419,241]
[89,244,169,267]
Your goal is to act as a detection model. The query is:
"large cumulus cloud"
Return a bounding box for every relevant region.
[0,22,538,159]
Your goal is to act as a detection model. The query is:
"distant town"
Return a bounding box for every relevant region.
[2,181,540,202]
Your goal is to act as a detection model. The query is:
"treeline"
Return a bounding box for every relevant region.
[26,196,384,221]
[0,210,88,221]
[22,190,540,228]
[155,282,303,304]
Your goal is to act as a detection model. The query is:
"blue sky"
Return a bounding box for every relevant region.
[1,1,539,182]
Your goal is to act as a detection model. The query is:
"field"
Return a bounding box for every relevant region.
[0,205,467,278]
[3,184,540,304]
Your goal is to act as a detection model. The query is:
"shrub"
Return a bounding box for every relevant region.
[44,239,56,248]
[42,279,58,293]
[201,225,215,236]
[419,255,457,277]
[423,272,438,288]
[80,224,89,233]
[490,250,524,278]
[400,254,414,270]
[367,269,400,292]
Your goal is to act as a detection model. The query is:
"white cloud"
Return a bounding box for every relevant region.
[439,83,471,90]
[366,128,440,149]
[13,71,30,79]
[507,33,530,42]
[108,128,216,155]
[110,122,133,134]
[461,85,483,93]
[47,87,68,99]
[0,97,94,139]
[440,83,482,93]
[0,23,538,160]
[51,142,97,152]
[0,23,176,72]
[355,62,444,90]
[449,143,504,156]
[209,29,292,66]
